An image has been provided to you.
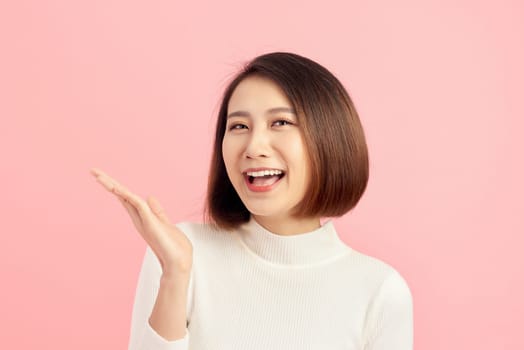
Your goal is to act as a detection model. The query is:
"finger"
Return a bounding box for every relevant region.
[94,172,145,209]
[147,196,172,226]
[92,171,129,196]
[90,167,103,177]
[111,183,151,219]
[118,196,144,235]
[91,169,126,193]
[94,173,118,193]
[91,169,156,224]
[91,168,115,184]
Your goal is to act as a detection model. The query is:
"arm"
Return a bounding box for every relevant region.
[363,270,414,350]
[128,246,192,350]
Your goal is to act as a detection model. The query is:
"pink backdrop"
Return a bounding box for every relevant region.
[1,0,522,348]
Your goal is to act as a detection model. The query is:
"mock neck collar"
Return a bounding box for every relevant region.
[236,215,351,266]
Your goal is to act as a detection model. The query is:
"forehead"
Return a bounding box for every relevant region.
[227,75,293,113]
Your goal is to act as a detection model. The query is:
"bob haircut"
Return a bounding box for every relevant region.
[205,52,369,230]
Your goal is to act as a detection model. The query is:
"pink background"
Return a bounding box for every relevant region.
[1,0,522,348]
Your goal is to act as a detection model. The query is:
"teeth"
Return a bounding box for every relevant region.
[246,169,283,177]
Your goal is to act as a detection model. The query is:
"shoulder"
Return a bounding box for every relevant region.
[174,220,231,236]
[352,248,413,308]
[173,220,237,247]
[353,250,414,348]
[341,247,413,302]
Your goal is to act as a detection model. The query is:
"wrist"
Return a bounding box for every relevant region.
[160,271,190,287]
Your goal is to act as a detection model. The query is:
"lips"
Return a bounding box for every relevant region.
[242,168,286,192]
[246,172,285,184]
[242,167,285,174]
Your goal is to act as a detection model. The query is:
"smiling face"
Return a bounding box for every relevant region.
[222,75,320,234]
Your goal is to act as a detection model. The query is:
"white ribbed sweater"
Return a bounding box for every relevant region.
[128,216,413,350]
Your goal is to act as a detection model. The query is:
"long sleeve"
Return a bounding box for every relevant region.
[363,270,414,350]
[128,245,192,350]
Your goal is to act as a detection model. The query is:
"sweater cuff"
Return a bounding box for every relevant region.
[140,321,189,350]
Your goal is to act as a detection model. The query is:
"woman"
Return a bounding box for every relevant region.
[91,52,413,350]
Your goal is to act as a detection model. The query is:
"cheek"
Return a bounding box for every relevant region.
[221,137,233,165]
[281,135,310,166]
[222,136,240,175]
[286,137,312,187]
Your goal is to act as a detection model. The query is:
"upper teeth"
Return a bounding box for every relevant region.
[246,169,283,177]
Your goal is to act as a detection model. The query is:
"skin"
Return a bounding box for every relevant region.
[89,168,193,276]
[223,75,321,235]
[89,74,323,340]
[90,167,192,340]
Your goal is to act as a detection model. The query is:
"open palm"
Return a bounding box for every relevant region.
[90,168,193,277]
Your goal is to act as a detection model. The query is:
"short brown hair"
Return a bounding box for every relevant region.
[205,52,369,230]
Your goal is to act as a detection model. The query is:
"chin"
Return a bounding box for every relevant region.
[244,205,284,218]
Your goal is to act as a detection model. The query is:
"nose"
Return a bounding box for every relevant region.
[244,128,271,159]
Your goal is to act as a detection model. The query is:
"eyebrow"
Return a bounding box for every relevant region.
[227,107,296,119]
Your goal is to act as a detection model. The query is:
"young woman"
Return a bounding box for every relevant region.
[91,52,413,350]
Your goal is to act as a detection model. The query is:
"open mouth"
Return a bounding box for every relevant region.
[243,169,286,188]
[247,172,285,185]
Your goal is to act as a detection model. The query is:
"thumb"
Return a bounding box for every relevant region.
[147,196,172,225]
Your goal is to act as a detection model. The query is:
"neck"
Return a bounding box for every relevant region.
[237,214,350,266]
[251,214,321,236]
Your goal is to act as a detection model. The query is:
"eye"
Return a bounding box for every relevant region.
[273,119,294,126]
[228,123,248,131]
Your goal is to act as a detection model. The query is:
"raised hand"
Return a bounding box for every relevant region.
[90,168,193,278]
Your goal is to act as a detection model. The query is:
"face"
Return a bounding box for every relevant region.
[222,75,314,232]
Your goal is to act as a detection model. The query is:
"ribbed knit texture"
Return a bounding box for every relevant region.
[128,216,413,350]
